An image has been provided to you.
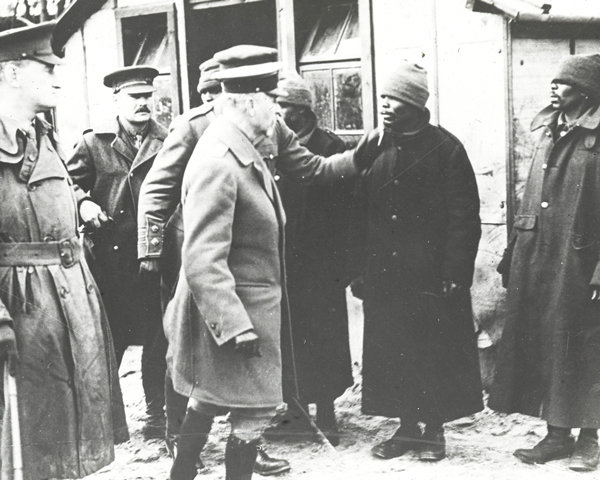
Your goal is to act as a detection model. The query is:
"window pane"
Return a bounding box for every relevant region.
[122,14,170,72]
[337,5,360,58]
[153,74,173,129]
[135,24,169,71]
[303,70,333,130]
[334,68,363,130]
[303,4,350,60]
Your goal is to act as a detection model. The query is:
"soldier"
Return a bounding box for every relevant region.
[0,21,128,479]
[66,66,168,439]
[273,72,354,446]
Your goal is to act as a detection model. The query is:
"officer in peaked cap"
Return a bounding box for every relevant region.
[66,63,169,442]
[0,20,128,479]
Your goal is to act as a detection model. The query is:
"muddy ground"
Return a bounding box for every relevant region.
[88,295,597,480]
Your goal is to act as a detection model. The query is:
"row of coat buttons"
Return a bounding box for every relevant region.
[209,323,221,338]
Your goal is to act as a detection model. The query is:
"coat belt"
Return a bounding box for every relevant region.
[0,237,81,268]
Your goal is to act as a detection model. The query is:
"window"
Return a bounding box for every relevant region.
[117,6,180,128]
[299,2,362,140]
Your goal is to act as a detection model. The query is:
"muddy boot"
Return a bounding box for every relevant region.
[316,401,340,447]
[514,425,574,464]
[371,422,422,459]
[418,424,446,462]
[254,445,291,476]
[225,435,259,480]
[570,429,600,472]
[169,408,213,480]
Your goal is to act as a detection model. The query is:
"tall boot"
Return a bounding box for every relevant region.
[169,409,213,480]
[225,435,259,480]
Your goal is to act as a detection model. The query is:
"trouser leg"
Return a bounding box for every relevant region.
[165,372,189,440]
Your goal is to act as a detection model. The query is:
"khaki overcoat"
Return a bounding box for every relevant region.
[0,116,128,480]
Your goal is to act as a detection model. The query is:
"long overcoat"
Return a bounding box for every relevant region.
[67,118,167,349]
[354,121,483,422]
[0,116,128,480]
[489,105,600,428]
[164,117,288,407]
[277,126,354,404]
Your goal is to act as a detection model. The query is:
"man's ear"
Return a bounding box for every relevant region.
[2,62,21,87]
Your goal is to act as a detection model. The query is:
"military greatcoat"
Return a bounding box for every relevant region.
[354,119,483,423]
[0,115,128,480]
[67,118,167,351]
[490,105,600,428]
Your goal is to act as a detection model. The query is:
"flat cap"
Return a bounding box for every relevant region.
[213,45,282,95]
[0,21,63,65]
[197,57,220,93]
[276,71,313,109]
[103,65,159,94]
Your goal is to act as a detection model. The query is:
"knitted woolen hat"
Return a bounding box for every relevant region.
[553,54,600,100]
[276,72,313,109]
[380,61,429,110]
[197,58,221,93]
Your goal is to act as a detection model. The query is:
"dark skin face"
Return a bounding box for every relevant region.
[380,95,424,131]
[550,82,590,121]
[277,101,309,134]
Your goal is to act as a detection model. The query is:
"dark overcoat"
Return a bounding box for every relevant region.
[354,121,483,422]
[67,118,167,347]
[489,105,600,428]
[277,126,354,404]
[0,116,128,480]
[165,117,288,407]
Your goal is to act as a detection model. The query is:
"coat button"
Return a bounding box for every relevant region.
[393,179,400,186]
[274,175,280,181]
[87,284,94,293]
[545,132,552,137]
[59,287,69,298]
[215,331,221,338]
[28,183,37,191]
[210,323,216,329]
[151,225,159,233]
[392,252,398,257]
[541,201,549,209]
[113,245,119,250]
[150,238,160,246]
[559,130,567,137]
[391,215,398,221]
[542,163,548,170]
[44,235,55,242]
[397,146,403,151]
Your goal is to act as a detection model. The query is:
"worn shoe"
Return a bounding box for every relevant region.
[418,425,446,462]
[254,445,291,476]
[514,432,575,464]
[371,426,422,459]
[569,435,600,472]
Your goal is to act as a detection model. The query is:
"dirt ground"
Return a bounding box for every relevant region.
[87,295,599,480]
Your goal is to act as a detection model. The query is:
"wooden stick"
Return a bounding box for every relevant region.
[4,368,23,480]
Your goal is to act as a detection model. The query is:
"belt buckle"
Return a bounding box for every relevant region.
[59,239,76,268]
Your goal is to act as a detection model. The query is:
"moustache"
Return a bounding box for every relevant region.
[136,106,151,113]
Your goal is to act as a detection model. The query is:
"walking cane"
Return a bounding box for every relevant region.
[4,367,23,480]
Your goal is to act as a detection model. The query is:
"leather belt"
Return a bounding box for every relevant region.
[0,237,81,268]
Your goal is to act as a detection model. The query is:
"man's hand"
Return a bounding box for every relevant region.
[353,127,384,171]
[442,280,463,299]
[0,324,18,376]
[234,330,261,359]
[591,287,600,301]
[139,258,161,276]
[80,200,112,232]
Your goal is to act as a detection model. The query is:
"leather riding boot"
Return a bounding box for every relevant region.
[169,409,213,480]
[514,425,574,464]
[316,401,340,447]
[371,422,422,459]
[418,424,446,462]
[254,445,291,476]
[225,435,259,480]
[570,429,600,472]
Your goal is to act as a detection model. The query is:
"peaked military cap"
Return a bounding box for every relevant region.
[51,0,106,57]
[197,57,221,93]
[103,65,158,94]
[0,21,63,65]
[212,45,282,95]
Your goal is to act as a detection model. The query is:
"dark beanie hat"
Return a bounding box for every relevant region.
[197,58,220,93]
[380,61,429,110]
[553,54,600,100]
[276,72,313,108]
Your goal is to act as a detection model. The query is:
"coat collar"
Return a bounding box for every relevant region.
[531,104,600,132]
[0,114,51,159]
[210,116,264,167]
[94,117,167,168]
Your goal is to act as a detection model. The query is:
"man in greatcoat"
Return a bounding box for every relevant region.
[0,22,128,480]
[66,66,168,439]
[350,60,482,462]
[273,72,354,446]
[491,54,600,472]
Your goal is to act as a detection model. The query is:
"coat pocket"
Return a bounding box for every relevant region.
[514,215,536,230]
